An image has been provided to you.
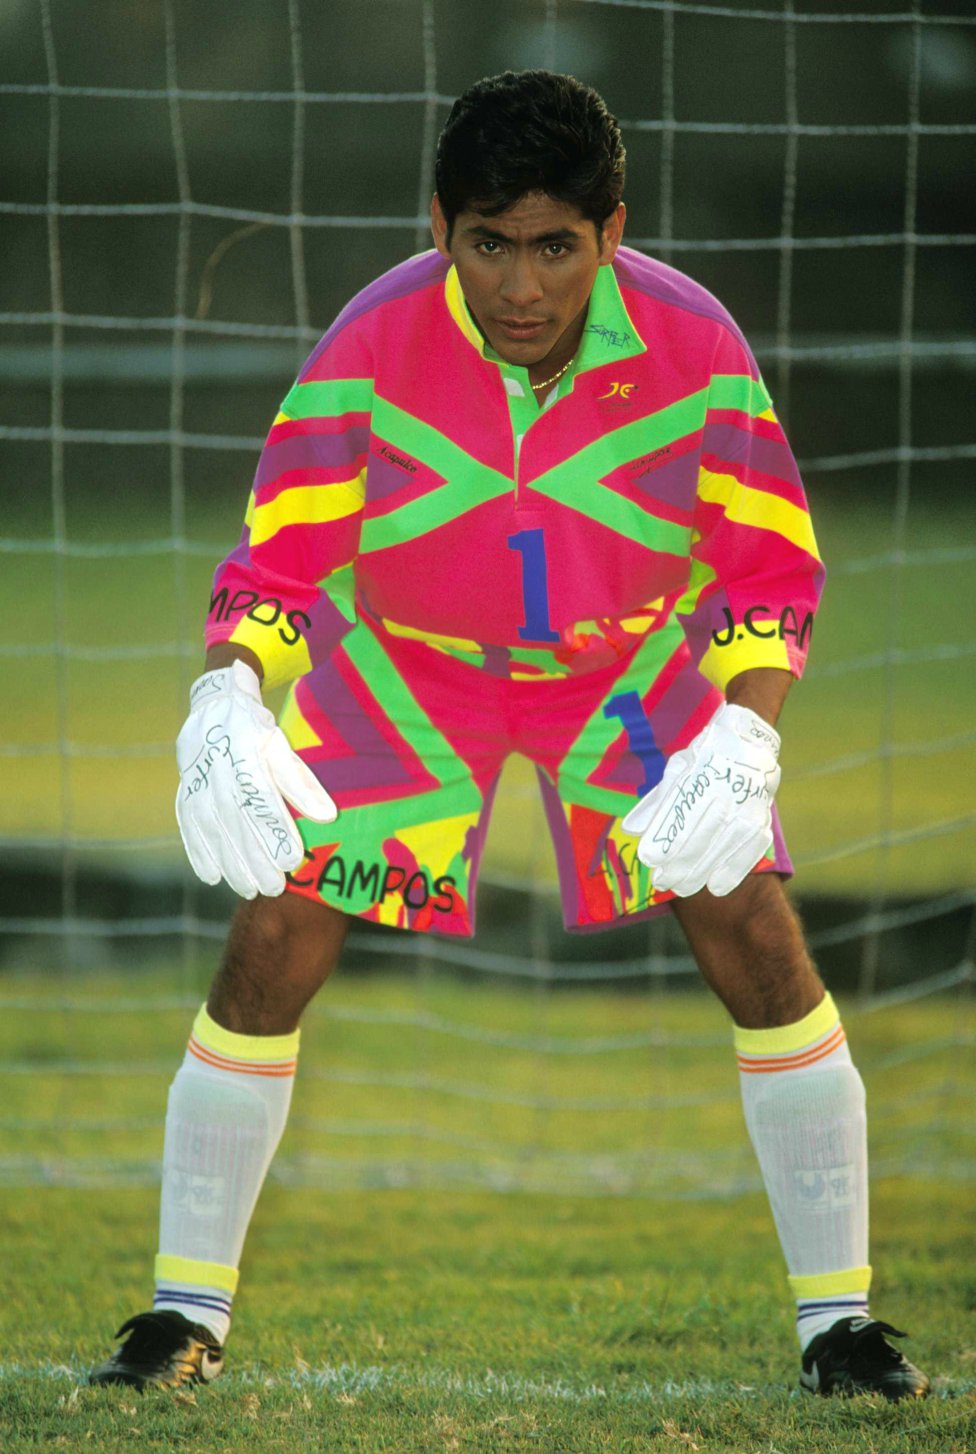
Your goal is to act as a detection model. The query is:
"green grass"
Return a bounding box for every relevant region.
[0,1184,972,1451]
[0,971,973,1449]
[1,972,973,1192]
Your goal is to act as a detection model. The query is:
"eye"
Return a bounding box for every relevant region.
[476,240,504,256]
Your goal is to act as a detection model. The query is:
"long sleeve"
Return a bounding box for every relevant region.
[204,340,372,691]
[676,328,825,693]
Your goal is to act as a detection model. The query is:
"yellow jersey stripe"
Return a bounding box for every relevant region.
[380,615,482,654]
[444,265,486,352]
[226,615,313,684]
[278,691,324,751]
[250,476,365,548]
[698,469,821,560]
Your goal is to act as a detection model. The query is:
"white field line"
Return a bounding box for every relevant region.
[3,1360,971,1403]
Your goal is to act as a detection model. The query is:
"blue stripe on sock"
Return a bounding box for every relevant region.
[154,1291,232,1308]
[154,1291,232,1314]
[797,1302,866,1314]
[797,1299,868,1320]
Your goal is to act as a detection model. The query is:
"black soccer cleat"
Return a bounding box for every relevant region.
[89,1310,224,1391]
[800,1316,930,1401]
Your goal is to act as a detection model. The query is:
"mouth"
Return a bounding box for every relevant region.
[496,318,547,342]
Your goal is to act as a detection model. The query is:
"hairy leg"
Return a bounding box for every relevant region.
[671,872,824,1027]
[207,891,349,1035]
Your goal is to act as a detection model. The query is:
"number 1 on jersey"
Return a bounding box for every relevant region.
[507,528,560,643]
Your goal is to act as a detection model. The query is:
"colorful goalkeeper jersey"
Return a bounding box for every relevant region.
[205,246,823,694]
[203,247,823,937]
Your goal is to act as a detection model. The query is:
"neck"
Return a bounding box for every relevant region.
[526,305,588,390]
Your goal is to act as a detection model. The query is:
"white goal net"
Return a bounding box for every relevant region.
[0,0,973,1194]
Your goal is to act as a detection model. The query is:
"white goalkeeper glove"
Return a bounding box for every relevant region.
[175,659,337,899]
[621,702,781,899]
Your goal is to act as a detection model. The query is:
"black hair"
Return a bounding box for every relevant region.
[435,70,625,240]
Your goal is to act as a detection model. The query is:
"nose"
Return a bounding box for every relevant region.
[500,255,544,309]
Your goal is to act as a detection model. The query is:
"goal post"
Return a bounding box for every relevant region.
[0,0,973,1194]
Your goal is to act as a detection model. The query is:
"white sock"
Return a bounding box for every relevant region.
[794,1291,871,1347]
[153,1005,299,1344]
[735,992,872,1352]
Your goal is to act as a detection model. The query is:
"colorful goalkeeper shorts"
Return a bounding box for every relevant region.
[280,614,792,937]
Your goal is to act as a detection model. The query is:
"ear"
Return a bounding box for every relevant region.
[430,195,452,259]
[599,202,626,265]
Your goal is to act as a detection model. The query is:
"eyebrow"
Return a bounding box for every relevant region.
[462,224,583,245]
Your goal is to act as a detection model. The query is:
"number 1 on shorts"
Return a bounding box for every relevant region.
[604,690,665,797]
[507,528,560,643]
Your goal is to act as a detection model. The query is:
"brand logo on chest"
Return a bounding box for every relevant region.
[374,443,419,474]
[598,380,639,405]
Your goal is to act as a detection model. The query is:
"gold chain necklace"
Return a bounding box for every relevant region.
[530,356,575,391]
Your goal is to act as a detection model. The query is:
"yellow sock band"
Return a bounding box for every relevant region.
[734,992,839,1056]
[191,1005,300,1063]
[789,1266,872,1298]
[155,1254,239,1294]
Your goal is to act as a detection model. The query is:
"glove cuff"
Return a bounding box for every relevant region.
[229,657,262,701]
[721,702,781,760]
[187,659,262,712]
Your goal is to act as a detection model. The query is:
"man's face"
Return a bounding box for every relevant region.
[431,191,625,369]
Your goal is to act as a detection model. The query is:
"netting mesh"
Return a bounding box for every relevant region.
[0,0,973,1193]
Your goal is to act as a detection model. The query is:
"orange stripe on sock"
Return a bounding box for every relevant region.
[188,1038,297,1077]
[737,1025,846,1074]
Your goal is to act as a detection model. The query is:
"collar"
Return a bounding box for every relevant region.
[443,261,646,377]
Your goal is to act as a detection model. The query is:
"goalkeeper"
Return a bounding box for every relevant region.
[91,69,928,1401]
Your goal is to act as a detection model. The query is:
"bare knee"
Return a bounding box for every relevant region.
[673,874,825,1029]
[207,892,349,1036]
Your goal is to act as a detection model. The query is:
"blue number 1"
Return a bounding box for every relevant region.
[507,528,560,642]
[604,691,665,797]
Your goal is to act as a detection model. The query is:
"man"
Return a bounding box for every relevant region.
[90,70,928,1400]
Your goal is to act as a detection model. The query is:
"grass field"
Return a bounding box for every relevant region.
[0,967,973,1450]
[2,484,973,1445]
[2,492,974,898]
[0,1184,973,1451]
[1,971,973,1192]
